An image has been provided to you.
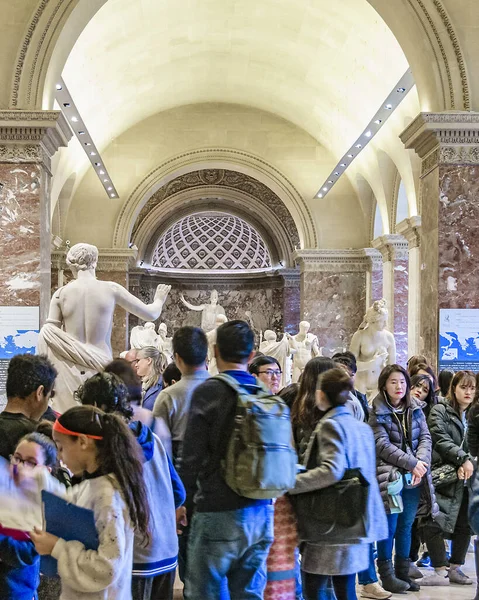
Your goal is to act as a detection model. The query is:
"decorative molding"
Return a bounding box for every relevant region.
[293,249,373,273]
[52,248,138,272]
[281,268,301,287]
[362,248,383,271]
[421,147,440,177]
[372,234,409,262]
[0,111,71,172]
[396,216,422,249]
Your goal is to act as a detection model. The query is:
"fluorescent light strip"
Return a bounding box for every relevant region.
[315,69,414,199]
[55,78,119,200]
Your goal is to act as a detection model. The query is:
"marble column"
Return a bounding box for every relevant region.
[51,248,137,358]
[0,111,71,323]
[372,234,409,365]
[364,249,383,308]
[401,112,479,368]
[397,216,422,358]
[293,250,368,355]
[281,268,301,334]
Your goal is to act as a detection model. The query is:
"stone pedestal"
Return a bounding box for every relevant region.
[0,111,70,323]
[401,112,479,368]
[293,250,369,355]
[397,216,422,358]
[52,248,137,358]
[372,234,409,365]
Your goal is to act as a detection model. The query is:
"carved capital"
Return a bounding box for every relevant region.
[293,249,372,273]
[396,216,422,250]
[372,234,409,262]
[0,110,72,173]
[281,268,301,287]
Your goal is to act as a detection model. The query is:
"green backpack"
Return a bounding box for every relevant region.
[215,373,298,499]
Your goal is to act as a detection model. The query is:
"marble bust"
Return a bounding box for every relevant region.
[349,299,397,400]
[259,330,297,388]
[292,321,321,383]
[130,322,160,349]
[180,289,226,332]
[206,313,228,375]
[37,243,170,412]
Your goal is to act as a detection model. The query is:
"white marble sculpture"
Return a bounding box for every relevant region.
[130,322,160,349]
[206,314,228,375]
[158,322,173,363]
[292,321,321,383]
[349,298,397,401]
[37,243,170,413]
[260,330,297,388]
[180,289,226,332]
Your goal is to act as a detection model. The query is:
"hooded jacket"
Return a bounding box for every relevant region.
[369,392,432,513]
[129,421,185,577]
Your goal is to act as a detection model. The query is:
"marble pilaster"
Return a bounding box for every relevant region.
[401,112,479,367]
[372,235,409,365]
[363,249,383,308]
[0,111,71,323]
[396,216,422,358]
[281,268,301,334]
[293,250,368,355]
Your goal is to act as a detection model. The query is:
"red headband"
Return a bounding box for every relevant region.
[53,419,103,440]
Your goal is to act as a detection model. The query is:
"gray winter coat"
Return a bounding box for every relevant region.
[427,399,472,534]
[369,393,432,513]
[290,405,388,575]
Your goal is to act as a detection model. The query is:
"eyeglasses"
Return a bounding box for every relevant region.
[258,369,282,378]
[129,359,139,366]
[10,454,38,469]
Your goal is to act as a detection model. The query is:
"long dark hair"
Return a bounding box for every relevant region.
[290,357,336,427]
[378,364,411,404]
[448,370,476,416]
[410,373,435,408]
[57,406,149,541]
[76,372,134,421]
[409,362,438,392]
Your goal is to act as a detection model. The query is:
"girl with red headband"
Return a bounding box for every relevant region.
[25,405,149,600]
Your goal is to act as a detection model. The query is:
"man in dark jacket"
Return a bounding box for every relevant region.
[179,320,274,600]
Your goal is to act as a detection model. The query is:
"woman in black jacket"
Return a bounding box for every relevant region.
[422,370,475,587]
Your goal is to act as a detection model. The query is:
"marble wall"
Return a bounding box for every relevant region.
[301,271,366,355]
[282,275,301,335]
[394,259,409,366]
[0,163,43,307]
[371,267,383,303]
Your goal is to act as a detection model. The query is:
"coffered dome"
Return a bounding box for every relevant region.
[151,212,272,271]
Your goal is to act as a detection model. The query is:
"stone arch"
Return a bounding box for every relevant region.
[113,149,315,253]
[9,0,471,113]
[51,171,76,238]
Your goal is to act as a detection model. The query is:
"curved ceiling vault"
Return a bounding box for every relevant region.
[60,0,409,162]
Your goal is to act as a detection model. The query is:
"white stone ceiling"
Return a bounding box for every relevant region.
[62,0,409,159]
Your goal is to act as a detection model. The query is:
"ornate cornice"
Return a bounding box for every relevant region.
[52,248,138,272]
[293,249,373,273]
[372,234,409,262]
[396,216,422,249]
[0,110,71,172]
[281,268,301,287]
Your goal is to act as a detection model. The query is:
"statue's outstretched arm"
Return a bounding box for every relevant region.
[114,283,171,321]
[180,293,205,312]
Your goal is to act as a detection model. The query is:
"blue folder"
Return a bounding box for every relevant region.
[40,490,99,577]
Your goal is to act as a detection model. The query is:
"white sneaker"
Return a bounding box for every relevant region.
[360,582,393,599]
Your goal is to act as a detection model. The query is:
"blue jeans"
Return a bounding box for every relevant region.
[302,572,356,600]
[357,544,378,585]
[377,485,422,561]
[184,504,274,600]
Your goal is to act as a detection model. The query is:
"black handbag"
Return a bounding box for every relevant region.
[431,463,458,489]
[291,418,370,543]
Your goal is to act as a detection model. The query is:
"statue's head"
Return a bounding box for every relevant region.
[210,290,219,304]
[66,243,98,274]
[145,322,156,330]
[361,299,388,330]
[215,314,228,328]
[299,320,310,333]
[158,322,168,336]
[264,329,277,342]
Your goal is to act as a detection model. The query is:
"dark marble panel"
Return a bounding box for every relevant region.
[394,259,409,366]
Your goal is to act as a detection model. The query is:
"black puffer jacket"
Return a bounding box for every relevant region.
[427,399,471,534]
[370,393,432,512]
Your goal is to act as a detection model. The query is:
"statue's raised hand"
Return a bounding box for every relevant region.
[154,284,171,303]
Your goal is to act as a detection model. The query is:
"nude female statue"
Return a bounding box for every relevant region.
[349,299,397,400]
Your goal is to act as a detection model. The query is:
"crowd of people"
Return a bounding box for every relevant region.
[1,321,479,600]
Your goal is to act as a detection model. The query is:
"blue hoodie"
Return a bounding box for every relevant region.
[0,534,39,600]
[129,421,185,577]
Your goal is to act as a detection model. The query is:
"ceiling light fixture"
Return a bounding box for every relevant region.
[314,68,414,200]
[55,77,118,200]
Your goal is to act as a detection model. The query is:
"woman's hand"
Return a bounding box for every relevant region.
[458,459,474,481]
[412,460,428,480]
[30,527,59,555]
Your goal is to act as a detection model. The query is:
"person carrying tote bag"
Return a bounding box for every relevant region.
[289,368,387,600]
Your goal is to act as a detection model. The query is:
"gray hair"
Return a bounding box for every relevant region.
[66,243,98,271]
[137,346,167,390]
